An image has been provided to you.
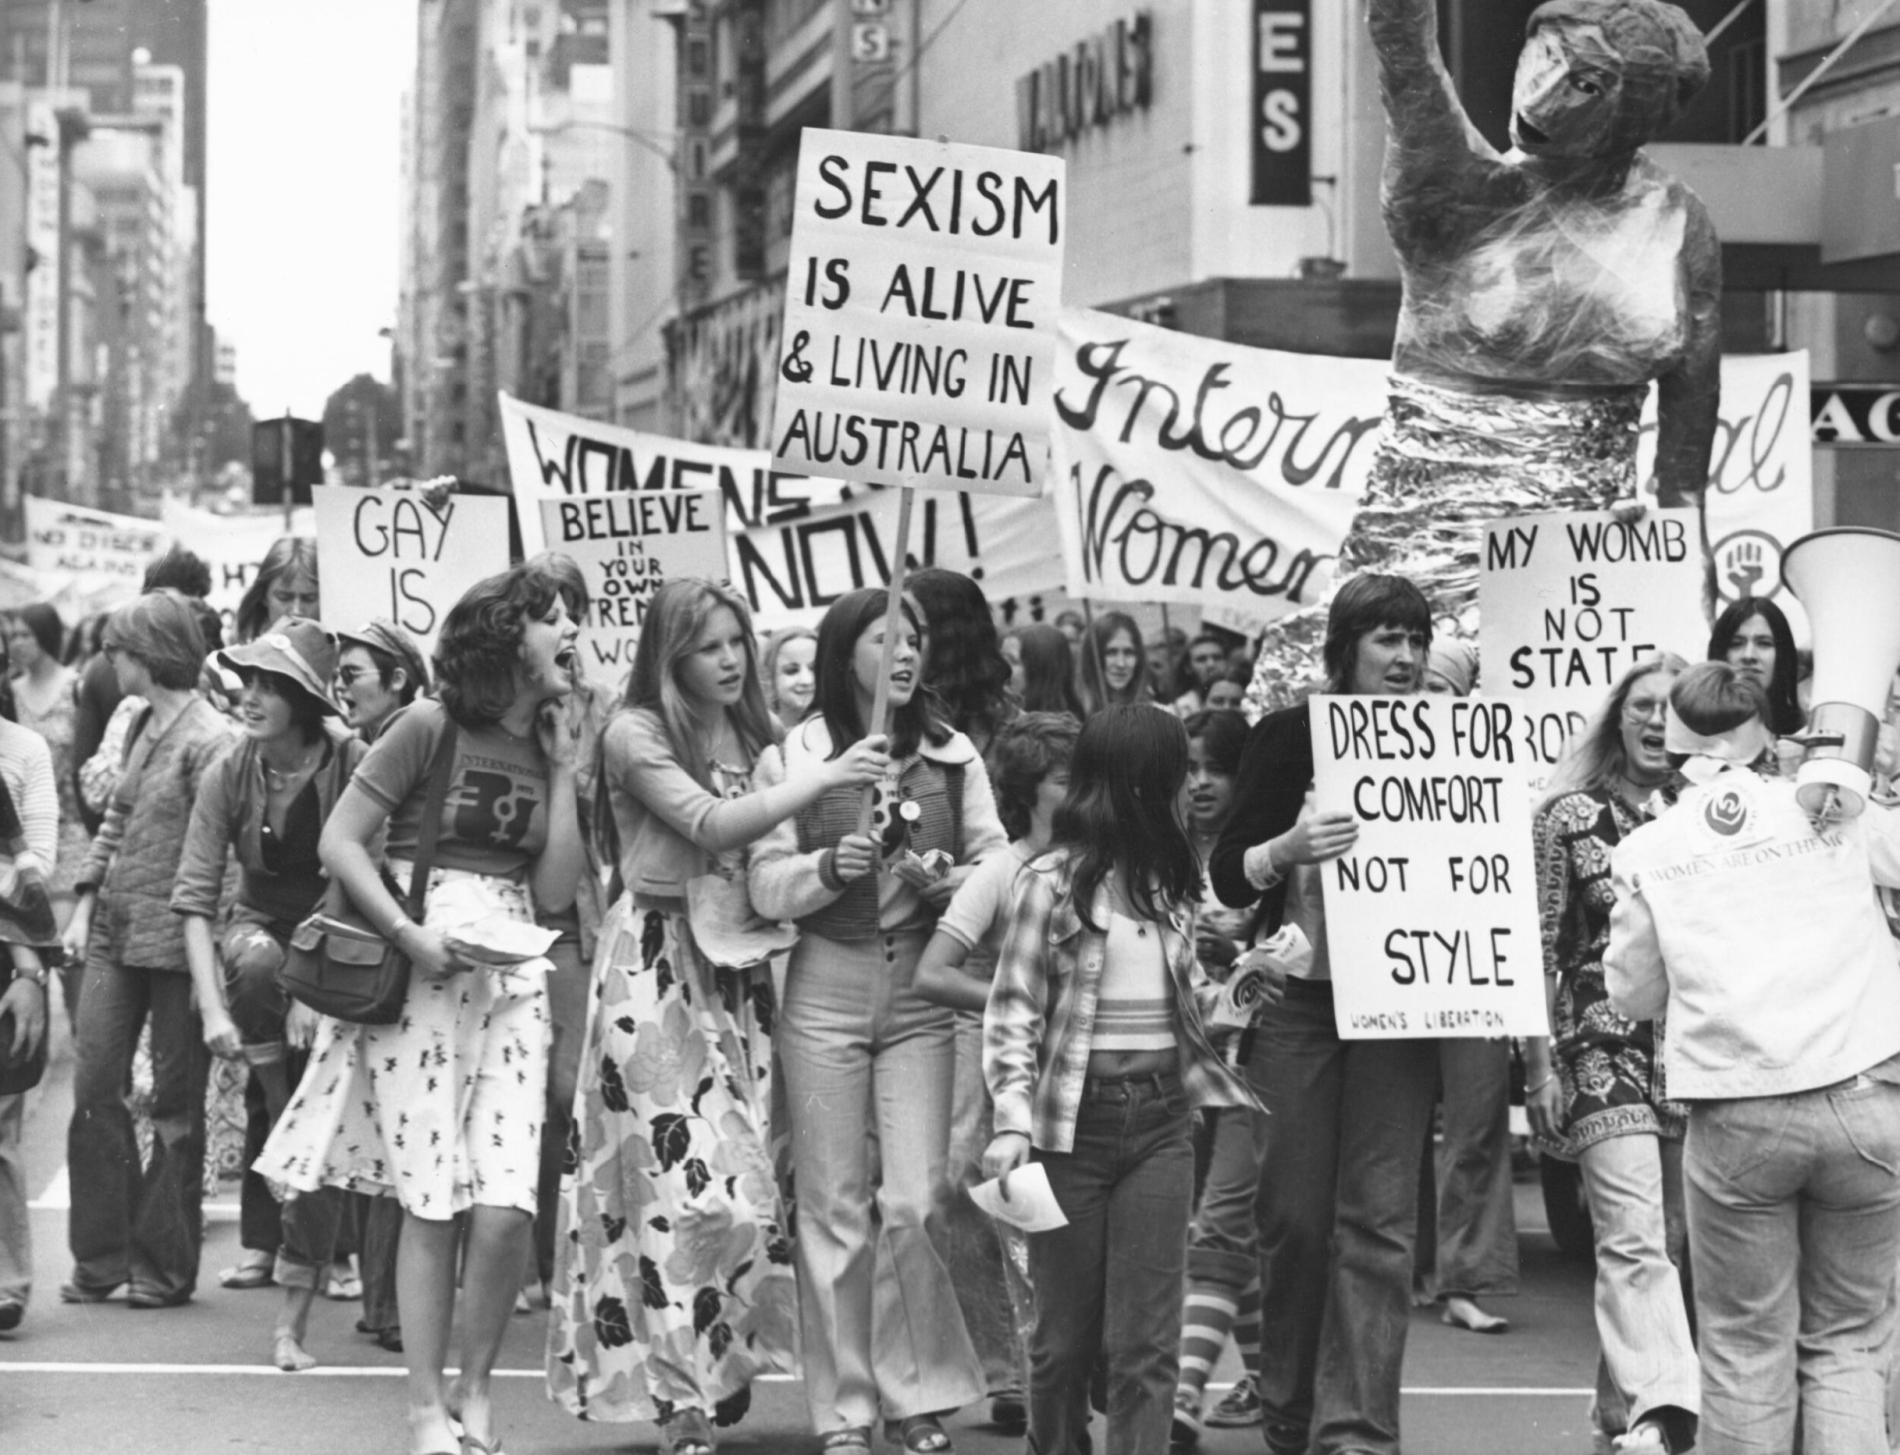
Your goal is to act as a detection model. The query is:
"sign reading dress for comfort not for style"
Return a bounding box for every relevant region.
[771,127,1064,495]
[1306,693,1549,1040]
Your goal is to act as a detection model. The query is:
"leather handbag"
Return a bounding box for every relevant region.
[278,721,459,1025]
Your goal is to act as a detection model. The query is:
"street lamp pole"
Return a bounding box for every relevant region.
[51,106,87,505]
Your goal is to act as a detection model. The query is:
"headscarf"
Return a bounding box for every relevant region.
[1426,640,1479,697]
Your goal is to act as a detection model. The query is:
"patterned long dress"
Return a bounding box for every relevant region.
[1532,787,1686,1156]
[546,758,798,1429]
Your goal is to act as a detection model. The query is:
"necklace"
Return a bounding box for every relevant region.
[262,745,322,792]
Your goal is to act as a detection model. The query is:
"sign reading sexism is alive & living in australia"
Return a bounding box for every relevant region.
[313,485,511,658]
[772,128,1064,494]
[1480,508,1706,770]
[1307,694,1548,1040]
[537,490,728,689]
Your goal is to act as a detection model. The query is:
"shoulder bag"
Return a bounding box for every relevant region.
[278,720,460,1025]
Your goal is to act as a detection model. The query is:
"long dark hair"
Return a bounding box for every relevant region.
[1707,596,1804,736]
[908,567,1012,750]
[1051,705,1200,930]
[1010,624,1084,716]
[812,587,947,761]
[1076,611,1151,716]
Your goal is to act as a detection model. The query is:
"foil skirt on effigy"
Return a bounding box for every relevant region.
[1242,373,1647,716]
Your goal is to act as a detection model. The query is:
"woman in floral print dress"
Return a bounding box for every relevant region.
[1526,653,1697,1455]
[547,579,887,1455]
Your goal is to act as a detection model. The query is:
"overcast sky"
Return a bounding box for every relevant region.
[205,0,415,418]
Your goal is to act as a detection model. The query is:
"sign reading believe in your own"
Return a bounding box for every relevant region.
[1307,693,1549,1040]
[772,128,1065,495]
[313,485,510,658]
[1479,508,1706,770]
[538,490,729,690]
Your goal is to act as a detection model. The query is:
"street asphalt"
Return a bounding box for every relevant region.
[1,1016,1605,1454]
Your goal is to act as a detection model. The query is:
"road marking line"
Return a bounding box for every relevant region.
[0,1365,1595,1397]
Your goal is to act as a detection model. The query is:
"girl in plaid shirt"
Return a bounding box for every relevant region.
[983,706,1260,1455]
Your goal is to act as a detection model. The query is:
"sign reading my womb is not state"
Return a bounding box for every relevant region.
[1307,694,1548,1041]
[313,485,511,658]
[772,128,1065,495]
[1480,508,1706,769]
[538,491,729,689]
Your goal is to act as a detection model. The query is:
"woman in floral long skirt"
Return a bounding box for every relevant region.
[547,579,886,1455]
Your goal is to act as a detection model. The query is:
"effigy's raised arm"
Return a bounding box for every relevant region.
[1651,198,1722,507]
[1368,0,1493,189]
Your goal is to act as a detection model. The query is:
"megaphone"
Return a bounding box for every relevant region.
[1779,527,1900,816]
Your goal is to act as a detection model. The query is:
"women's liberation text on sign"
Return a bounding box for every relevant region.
[772,129,1065,495]
[1306,694,1549,1040]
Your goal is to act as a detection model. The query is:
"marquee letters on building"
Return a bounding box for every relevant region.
[1016,12,1152,153]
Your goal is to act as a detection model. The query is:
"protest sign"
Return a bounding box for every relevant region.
[1049,309,1379,623]
[313,485,510,656]
[771,128,1064,496]
[735,486,1063,629]
[1307,694,1548,1039]
[1479,508,1706,769]
[538,489,729,689]
[158,497,314,619]
[25,497,166,597]
[1639,350,1815,637]
[500,394,853,556]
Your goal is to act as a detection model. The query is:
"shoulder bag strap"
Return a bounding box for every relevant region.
[403,721,460,921]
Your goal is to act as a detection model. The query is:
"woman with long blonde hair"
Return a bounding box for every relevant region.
[547,578,887,1455]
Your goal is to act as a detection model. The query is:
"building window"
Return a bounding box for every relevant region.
[687,191,711,229]
[687,37,710,77]
[687,87,711,126]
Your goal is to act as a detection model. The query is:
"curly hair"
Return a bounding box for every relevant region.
[234,537,319,644]
[987,710,1080,842]
[142,544,212,599]
[433,562,564,728]
[907,567,1012,749]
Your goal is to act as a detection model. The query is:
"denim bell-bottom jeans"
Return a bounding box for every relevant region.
[1686,1075,1900,1455]
[1250,978,1438,1455]
[1027,1071,1195,1455]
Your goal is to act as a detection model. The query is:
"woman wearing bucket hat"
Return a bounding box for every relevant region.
[170,617,367,1369]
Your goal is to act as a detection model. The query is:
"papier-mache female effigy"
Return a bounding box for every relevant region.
[1246,0,1722,713]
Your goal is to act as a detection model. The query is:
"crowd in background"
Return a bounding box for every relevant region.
[0,537,1878,1455]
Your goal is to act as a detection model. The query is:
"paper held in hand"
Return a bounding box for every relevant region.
[971,1162,1069,1233]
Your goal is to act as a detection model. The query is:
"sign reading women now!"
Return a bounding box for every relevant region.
[771,128,1065,496]
[1306,693,1549,1040]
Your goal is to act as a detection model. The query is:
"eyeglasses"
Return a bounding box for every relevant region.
[336,665,373,688]
[1623,698,1669,724]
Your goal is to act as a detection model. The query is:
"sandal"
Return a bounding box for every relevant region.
[821,1430,873,1453]
[661,1407,715,1455]
[884,1416,952,1453]
[218,1250,276,1290]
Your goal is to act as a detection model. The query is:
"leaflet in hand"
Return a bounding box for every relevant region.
[970,1163,1068,1232]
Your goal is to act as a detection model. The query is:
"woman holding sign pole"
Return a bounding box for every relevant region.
[1208,574,1440,1455]
[1528,654,1697,1455]
[546,578,887,1454]
[749,587,1006,1453]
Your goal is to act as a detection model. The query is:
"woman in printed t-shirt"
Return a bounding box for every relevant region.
[257,562,586,1455]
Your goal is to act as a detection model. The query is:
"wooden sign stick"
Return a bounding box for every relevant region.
[857,485,917,836]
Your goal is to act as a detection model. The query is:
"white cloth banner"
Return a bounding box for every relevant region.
[1308,694,1549,1040]
[500,395,1066,630]
[1049,309,1381,626]
[157,497,314,619]
[771,129,1065,496]
[1643,349,1814,636]
[24,497,166,598]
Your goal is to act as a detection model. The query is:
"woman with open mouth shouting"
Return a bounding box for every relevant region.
[257,560,587,1455]
[749,587,1009,1455]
